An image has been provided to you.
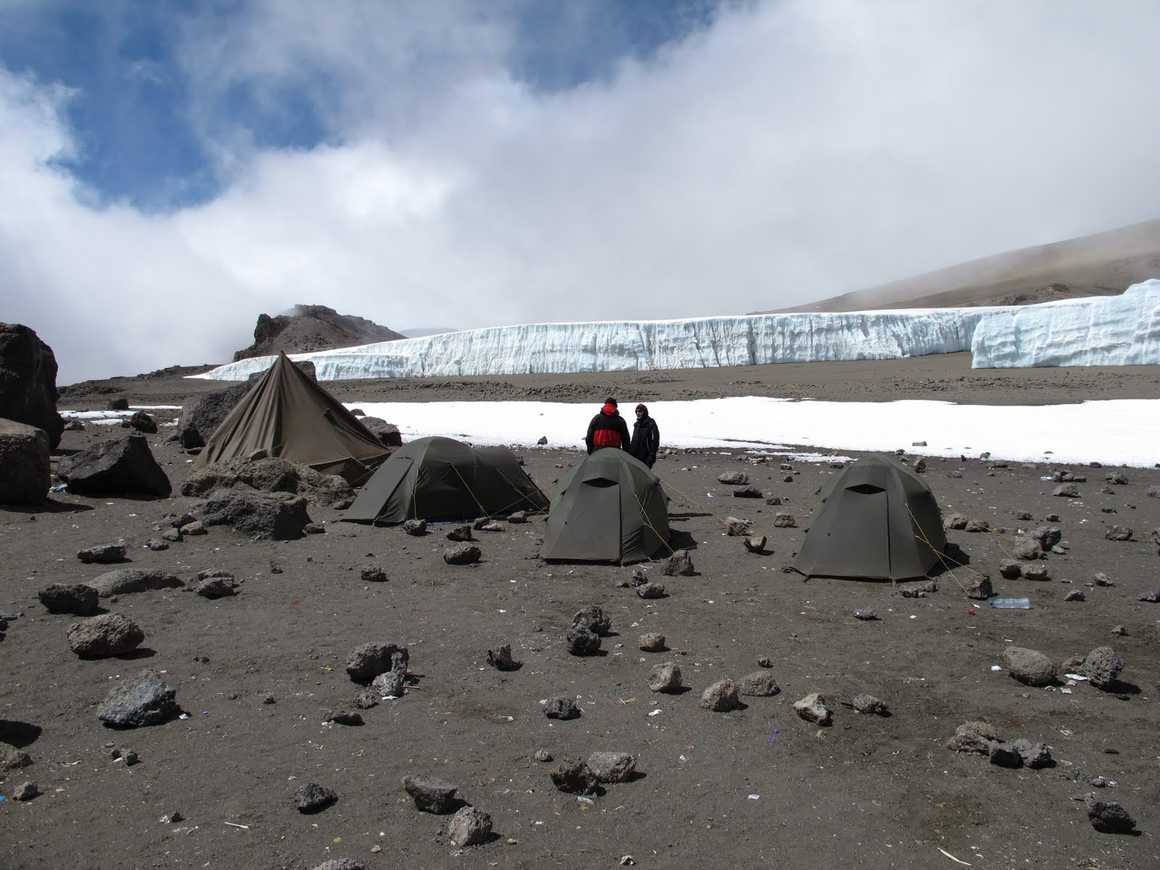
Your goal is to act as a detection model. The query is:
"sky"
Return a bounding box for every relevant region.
[3,0,1160,383]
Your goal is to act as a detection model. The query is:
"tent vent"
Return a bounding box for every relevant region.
[847,483,886,494]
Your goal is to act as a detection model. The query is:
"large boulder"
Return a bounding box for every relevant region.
[0,419,50,505]
[199,488,311,540]
[359,417,402,448]
[67,613,144,658]
[180,457,354,507]
[177,382,251,449]
[57,434,171,497]
[0,323,63,449]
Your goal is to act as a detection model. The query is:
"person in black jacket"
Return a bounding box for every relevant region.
[629,403,660,467]
[585,397,631,454]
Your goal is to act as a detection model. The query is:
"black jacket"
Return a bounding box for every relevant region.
[585,409,631,454]
[629,415,660,467]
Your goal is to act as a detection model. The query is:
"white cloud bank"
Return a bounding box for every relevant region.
[4,1,1160,383]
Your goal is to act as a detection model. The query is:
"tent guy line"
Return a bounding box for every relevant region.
[346,397,1160,468]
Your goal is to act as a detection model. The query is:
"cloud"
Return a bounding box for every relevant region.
[4,0,1160,383]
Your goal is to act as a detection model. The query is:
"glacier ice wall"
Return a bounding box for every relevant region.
[190,281,1160,382]
[970,279,1160,367]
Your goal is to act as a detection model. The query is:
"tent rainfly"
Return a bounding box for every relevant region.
[540,448,670,564]
[195,352,390,483]
[343,436,548,524]
[791,455,947,582]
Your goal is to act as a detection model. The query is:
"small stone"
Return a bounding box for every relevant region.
[989,742,1024,769]
[1015,511,1033,520]
[1085,795,1137,834]
[67,613,145,658]
[77,542,127,564]
[913,458,927,474]
[1052,484,1080,498]
[544,697,581,720]
[998,560,1022,580]
[360,565,387,582]
[295,782,337,814]
[736,671,780,697]
[663,550,695,576]
[963,574,993,600]
[945,720,999,754]
[160,811,185,824]
[733,485,763,498]
[743,535,767,553]
[565,624,601,656]
[1065,589,1086,602]
[853,608,878,621]
[550,759,599,795]
[508,511,528,523]
[402,518,427,536]
[572,605,611,635]
[700,678,741,712]
[193,575,238,598]
[587,751,636,784]
[371,670,406,698]
[756,656,773,668]
[486,644,520,671]
[964,518,990,533]
[793,692,832,725]
[446,525,473,542]
[97,670,178,728]
[532,749,553,763]
[1104,525,1133,542]
[11,781,39,801]
[448,805,493,847]
[771,512,796,528]
[353,690,378,709]
[160,527,182,543]
[180,521,206,536]
[764,496,782,506]
[144,538,169,551]
[1092,572,1114,587]
[1010,738,1053,769]
[944,513,968,531]
[851,693,889,715]
[1139,589,1160,603]
[1079,646,1123,690]
[648,662,682,693]
[639,632,666,652]
[717,471,748,485]
[1002,646,1056,687]
[1022,563,1050,581]
[38,583,99,616]
[724,516,752,536]
[443,544,481,565]
[345,642,409,684]
[478,520,505,532]
[1111,624,1126,636]
[327,710,364,726]
[0,747,32,771]
[402,775,460,814]
[635,582,666,599]
[1012,537,1042,560]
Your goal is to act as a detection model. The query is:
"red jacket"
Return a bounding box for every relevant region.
[585,403,631,453]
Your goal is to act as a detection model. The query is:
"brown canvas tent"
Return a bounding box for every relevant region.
[195,352,390,483]
[343,436,548,524]
[791,455,946,582]
[541,448,670,564]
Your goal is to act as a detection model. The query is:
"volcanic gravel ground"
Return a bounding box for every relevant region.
[2,419,1160,869]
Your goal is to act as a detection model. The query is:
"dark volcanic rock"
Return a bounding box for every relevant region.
[988,742,1024,769]
[0,323,63,448]
[486,644,519,671]
[663,550,695,576]
[192,575,238,598]
[945,720,998,754]
[737,671,780,697]
[89,568,183,598]
[401,518,427,536]
[359,416,402,448]
[234,305,404,361]
[77,542,127,564]
[1011,738,1054,769]
[345,642,408,684]
[851,693,889,715]
[1104,525,1133,542]
[127,410,157,434]
[38,583,99,615]
[0,419,50,505]
[701,679,742,712]
[443,544,481,565]
[1085,795,1137,834]
[572,605,612,636]
[177,382,251,449]
[1079,646,1124,690]
[544,697,581,720]
[402,775,460,814]
[733,485,763,498]
[200,489,311,540]
[67,613,144,658]
[447,805,493,847]
[550,759,599,795]
[58,434,171,497]
[565,624,601,656]
[648,662,682,693]
[587,751,636,784]
[1002,646,1056,686]
[97,670,177,728]
[792,692,832,725]
[295,782,338,814]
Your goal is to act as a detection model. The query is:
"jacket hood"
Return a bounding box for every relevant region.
[601,402,618,416]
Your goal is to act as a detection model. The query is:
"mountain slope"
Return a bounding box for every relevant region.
[762,218,1160,313]
[233,305,404,361]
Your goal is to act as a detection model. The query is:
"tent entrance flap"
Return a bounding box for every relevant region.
[344,455,413,523]
[551,481,622,562]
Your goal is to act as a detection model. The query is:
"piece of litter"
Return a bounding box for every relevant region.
[648,709,662,717]
[1064,673,1088,681]
[747,794,760,800]
[990,665,1002,671]
[1061,687,1073,694]
[937,846,972,866]
[224,822,249,830]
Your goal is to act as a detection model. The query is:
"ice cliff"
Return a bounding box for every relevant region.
[191,281,1160,381]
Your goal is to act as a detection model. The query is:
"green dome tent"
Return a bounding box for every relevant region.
[196,352,390,484]
[343,436,548,524]
[541,448,670,564]
[791,455,946,582]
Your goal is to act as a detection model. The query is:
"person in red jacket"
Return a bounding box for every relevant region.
[585,397,631,454]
